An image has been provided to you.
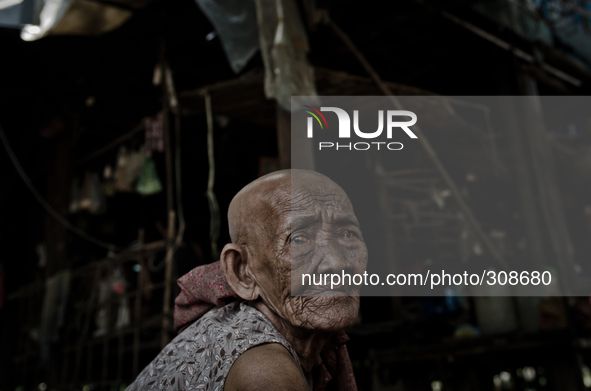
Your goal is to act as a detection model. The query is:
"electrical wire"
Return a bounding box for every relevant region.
[0,122,120,251]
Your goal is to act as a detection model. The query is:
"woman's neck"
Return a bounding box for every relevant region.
[250,301,332,374]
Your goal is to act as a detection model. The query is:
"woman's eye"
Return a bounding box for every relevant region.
[292,235,307,245]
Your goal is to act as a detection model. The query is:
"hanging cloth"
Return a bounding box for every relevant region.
[144,112,164,157]
[136,151,163,196]
[114,146,144,192]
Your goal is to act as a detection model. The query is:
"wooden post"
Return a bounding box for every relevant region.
[161,211,176,348]
[159,37,178,349]
[276,104,291,169]
[132,228,144,375]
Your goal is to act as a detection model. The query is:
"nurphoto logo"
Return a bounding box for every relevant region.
[302,106,418,151]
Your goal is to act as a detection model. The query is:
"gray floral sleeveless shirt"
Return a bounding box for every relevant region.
[127,301,300,391]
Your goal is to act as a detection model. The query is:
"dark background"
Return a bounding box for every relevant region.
[3,0,591,390]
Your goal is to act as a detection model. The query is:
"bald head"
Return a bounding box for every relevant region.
[228,169,343,246]
[228,170,289,245]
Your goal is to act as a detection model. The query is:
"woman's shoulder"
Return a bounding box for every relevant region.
[127,301,298,391]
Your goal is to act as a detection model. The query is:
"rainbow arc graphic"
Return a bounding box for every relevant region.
[302,106,328,129]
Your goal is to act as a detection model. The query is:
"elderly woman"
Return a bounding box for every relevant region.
[127,169,368,391]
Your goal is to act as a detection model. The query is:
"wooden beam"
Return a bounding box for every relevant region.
[276,104,291,170]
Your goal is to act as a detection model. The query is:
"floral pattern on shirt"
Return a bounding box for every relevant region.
[127,301,299,391]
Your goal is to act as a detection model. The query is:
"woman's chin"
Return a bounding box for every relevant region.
[298,296,360,331]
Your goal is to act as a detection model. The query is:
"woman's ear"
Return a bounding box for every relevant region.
[220,243,259,301]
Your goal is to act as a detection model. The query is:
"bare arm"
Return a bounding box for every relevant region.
[224,343,310,391]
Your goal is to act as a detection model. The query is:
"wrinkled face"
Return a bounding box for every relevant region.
[250,173,368,331]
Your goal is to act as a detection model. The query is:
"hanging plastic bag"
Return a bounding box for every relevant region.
[194,0,259,74]
[114,145,146,192]
[256,0,318,111]
[136,152,163,196]
[126,146,145,186]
